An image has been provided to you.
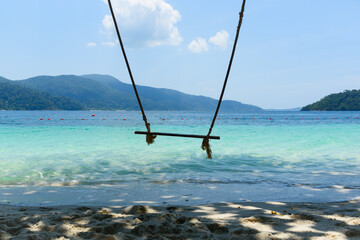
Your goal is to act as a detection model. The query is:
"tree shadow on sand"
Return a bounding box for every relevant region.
[1,199,360,239]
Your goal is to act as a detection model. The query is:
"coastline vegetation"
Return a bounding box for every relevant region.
[301,90,360,111]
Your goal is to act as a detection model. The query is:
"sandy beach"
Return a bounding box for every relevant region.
[1,200,359,239]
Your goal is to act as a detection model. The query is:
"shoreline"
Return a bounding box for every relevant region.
[2,183,360,208]
[1,200,360,239]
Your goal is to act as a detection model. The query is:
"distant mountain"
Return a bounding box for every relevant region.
[18,75,138,110]
[301,90,360,111]
[83,74,262,111]
[0,81,83,110]
[2,74,263,111]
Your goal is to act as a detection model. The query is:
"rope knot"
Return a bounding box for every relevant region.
[201,136,212,159]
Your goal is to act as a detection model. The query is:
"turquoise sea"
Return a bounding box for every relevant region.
[1,111,360,206]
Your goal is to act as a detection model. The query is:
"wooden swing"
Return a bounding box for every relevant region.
[107,0,247,158]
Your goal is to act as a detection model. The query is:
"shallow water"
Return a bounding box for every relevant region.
[1,111,360,205]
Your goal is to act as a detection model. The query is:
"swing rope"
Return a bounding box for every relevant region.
[107,0,247,158]
[107,0,156,145]
[202,0,247,159]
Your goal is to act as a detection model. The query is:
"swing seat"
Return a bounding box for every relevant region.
[134,131,220,140]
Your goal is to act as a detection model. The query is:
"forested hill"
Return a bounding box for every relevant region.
[301,90,360,111]
[0,76,11,83]
[0,74,263,111]
[0,81,83,110]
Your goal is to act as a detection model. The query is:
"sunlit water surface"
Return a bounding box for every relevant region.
[1,111,360,206]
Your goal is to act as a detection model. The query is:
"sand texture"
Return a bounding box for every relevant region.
[1,200,360,240]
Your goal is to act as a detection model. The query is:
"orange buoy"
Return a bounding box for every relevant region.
[123,119,126,120]
[235,118,238,120]
[47,119,50,120]
[60,118,64,120]
[181,118,184,120]
[92,114,95,117]
[40,118,43,120]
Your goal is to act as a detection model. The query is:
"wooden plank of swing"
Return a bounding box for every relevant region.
[134,131,220,140]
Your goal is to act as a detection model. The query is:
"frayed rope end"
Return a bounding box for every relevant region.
[146,133,156,145]
[201,136,212,159]
[145,122,156,145]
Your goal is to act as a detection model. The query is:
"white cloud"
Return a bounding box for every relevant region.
[102,15,113,32]
[102,0,182,48]
[188,30,229,53]
[102,41,116,47]
[209,30,229,50]
[187,38,208,53]
[87,42,97,47]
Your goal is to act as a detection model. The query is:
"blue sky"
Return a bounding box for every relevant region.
[0,0,359,109]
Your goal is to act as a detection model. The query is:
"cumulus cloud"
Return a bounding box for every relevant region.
[187,38,209,53]
[87,42,97,47]
[188,30,230,53]
[209,30,229,50]
[102,0,182,48]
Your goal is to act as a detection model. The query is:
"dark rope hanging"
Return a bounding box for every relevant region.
[107,0,156,145]
[202,0,247,159]
[107,0,247,158]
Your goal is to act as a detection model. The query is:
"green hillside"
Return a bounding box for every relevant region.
[2,74,263,111]
[0,81,84,110]
[0,76,11,83]
[83,74,263,111]
[301,90,360,111]
[18,75,138,110]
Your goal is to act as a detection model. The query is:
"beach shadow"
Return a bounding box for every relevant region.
[1,200,360,239]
